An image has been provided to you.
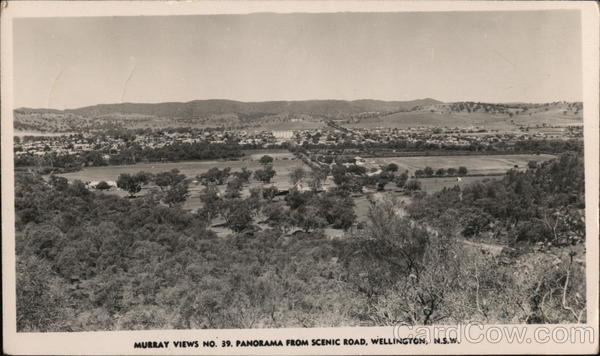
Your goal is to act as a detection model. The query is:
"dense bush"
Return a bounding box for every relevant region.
[14,151,586,331]
[15,173,365,330]
[408,152,585,246]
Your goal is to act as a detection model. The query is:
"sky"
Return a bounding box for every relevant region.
[13,10,582,109]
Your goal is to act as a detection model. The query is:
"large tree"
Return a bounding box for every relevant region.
[224,177,244,199]
[222,201,254,232]
[306,170,325,192]
[117,172,151,197]
[383,163,399,173]
[163,181,190,207]
[293,205,327,232]
[289,167,306,187]
[259,155,274,166]
[154,169,186,190]
[232,167,252,184]
[395,171,409,188]
[405,179,422,192]
[423,166,434,177]
[254,165,276,184]
[197,167,231,186]
[198,184,222,224]
[95,181,112,190]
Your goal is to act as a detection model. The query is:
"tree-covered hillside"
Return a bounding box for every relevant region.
[15,152,586,331]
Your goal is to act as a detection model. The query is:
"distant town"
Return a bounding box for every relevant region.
[14,121,583,160]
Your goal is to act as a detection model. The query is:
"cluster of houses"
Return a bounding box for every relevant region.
[289,125,582,148]
[14,122,583,159]
[14,134,96,157]
[14,129,286,158]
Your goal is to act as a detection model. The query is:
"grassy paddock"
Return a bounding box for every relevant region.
[59,151,305,183]
[370,153,556,175]
[59,154,310,210]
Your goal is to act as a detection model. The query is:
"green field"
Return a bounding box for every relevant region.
[370,153,556,175]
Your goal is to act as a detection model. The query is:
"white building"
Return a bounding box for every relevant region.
[272,130,294,139]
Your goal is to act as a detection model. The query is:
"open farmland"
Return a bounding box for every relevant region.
[58,150,304,183]
[250,119,327,131]
[341,111,582,131]
[370,153,556,175]
[344,112,516,129]
[58,150,310,210]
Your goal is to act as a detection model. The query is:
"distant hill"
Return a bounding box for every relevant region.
[413,101,582,116]
[17,98,443,119]
[14,98,583,132]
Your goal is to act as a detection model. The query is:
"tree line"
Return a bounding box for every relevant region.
[14,141,244,173]
[414,166,468,178]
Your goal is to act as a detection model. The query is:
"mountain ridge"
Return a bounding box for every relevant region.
[15,98,444,118]
[14,98,583,133]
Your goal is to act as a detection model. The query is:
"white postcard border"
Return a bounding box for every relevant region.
[2,1,598,355]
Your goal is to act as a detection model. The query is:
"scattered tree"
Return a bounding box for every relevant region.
[405,179,422,192]
[154,169,186,190]
[198,167,231,186]
[222,201,253,232]
[232,167,252,184]
[254,165,276,184]
[423,166,434,177]
[395,171,409,188]
[289,167,306,187]
[117,172,151,197]
[259,155,274,166]
[224,177,244,199]
[262,186,279,201]
[306,170,325,191]
[163,181,190,207]
[198,184,221,223]
[293,205,327,232]
[95,181,111,190]
[383,163,399,173]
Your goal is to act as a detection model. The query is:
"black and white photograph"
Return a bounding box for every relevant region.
[2,1,598,355]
